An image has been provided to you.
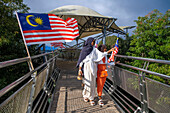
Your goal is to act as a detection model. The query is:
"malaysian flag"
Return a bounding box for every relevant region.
[95,40,98,48]
[51,42,65,48]
[108,37,119,63]
[17,13,79,45]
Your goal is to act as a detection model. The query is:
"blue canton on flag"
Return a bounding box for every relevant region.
[115,38,119,48]
[114,33,119,48]
[95,40,98,48]
[18,13,51,31]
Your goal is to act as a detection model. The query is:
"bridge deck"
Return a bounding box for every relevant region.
[50,60,120,113]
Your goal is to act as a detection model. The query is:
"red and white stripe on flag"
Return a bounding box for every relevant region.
[21,14,79,45]
[51,42,65,48]
[108,47,118,63]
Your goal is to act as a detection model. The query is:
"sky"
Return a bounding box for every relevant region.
[23,0,169,46]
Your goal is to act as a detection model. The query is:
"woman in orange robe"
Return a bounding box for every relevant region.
[97,45,113,106]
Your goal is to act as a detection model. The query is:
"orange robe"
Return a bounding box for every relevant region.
[97,57,108,97]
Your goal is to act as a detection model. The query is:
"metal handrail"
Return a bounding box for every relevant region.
[116,62,170,79]
[0,70,33,97]
[111,54,170,113]
[115,54,170,65]
[0,51,57,69]
[31,51,54,59]
[0,79,33,108]
[104,85,131,113]
[0,54,58,98]
[0,56,30,68]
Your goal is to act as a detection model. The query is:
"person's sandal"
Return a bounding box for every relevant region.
[90,100,95,106]
[98,99,104,107]
[84,98,89,102]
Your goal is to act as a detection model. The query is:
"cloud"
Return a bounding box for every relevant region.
[23,0,169,36]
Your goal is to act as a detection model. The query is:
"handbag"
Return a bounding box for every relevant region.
[77,70,83,80]
[99,70,108,77]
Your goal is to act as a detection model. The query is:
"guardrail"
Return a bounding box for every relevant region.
[104,54,170,113]
[1,52,169,113]
[0,51,60,113]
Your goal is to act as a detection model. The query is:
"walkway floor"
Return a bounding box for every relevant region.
[50,60,120,113]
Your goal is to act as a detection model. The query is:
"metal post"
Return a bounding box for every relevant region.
[102,26,106,45]
[107,18,116,29]
[126,28,128,34]
[43,44,46,63]
[111,66,117,92]
[76,39,78,49]
[139,62,149,113]
[53,52,57,69]
[27,72,37,113]
[142,62,149,113]
[44,55,50,89]
[112,56,117,85]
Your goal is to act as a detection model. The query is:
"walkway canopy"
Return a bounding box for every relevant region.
[49,5,125,41]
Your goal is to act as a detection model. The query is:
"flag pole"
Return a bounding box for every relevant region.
[15,12,34,70]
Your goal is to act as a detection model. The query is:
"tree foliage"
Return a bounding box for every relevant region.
[127,9,170,84]
[0,0,30,61]
[0,0,30,90]
[99,34,131,56]
[99,35,117,49]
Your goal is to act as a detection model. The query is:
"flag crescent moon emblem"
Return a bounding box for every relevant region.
[26,15,38,27]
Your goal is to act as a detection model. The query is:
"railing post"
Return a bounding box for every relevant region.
[102,26,106,45]
[111,56,117,88]
[54,52,57,69]
[51,52,56,74]
[27,68,37,113]
[44,53,56,99]
[44,54,50,89]
[139,62,149,113]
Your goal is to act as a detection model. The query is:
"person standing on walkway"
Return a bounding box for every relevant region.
[97,44,113,106]
[76,37,114,106]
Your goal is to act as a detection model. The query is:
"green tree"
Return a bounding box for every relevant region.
[127,9,170,84]
[99,34,131,56]
[119,34,132,55]
[99,35,117,49]
[0,0,30,61]
[0,0,30,90]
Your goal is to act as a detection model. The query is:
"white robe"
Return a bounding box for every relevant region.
[79,47,107,100]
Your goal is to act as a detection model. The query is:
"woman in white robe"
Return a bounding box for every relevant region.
[77,37,114,106]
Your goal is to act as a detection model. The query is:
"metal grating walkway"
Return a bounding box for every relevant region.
[50,60,120,113]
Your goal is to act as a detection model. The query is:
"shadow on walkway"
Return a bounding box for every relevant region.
[50,60,120,113]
